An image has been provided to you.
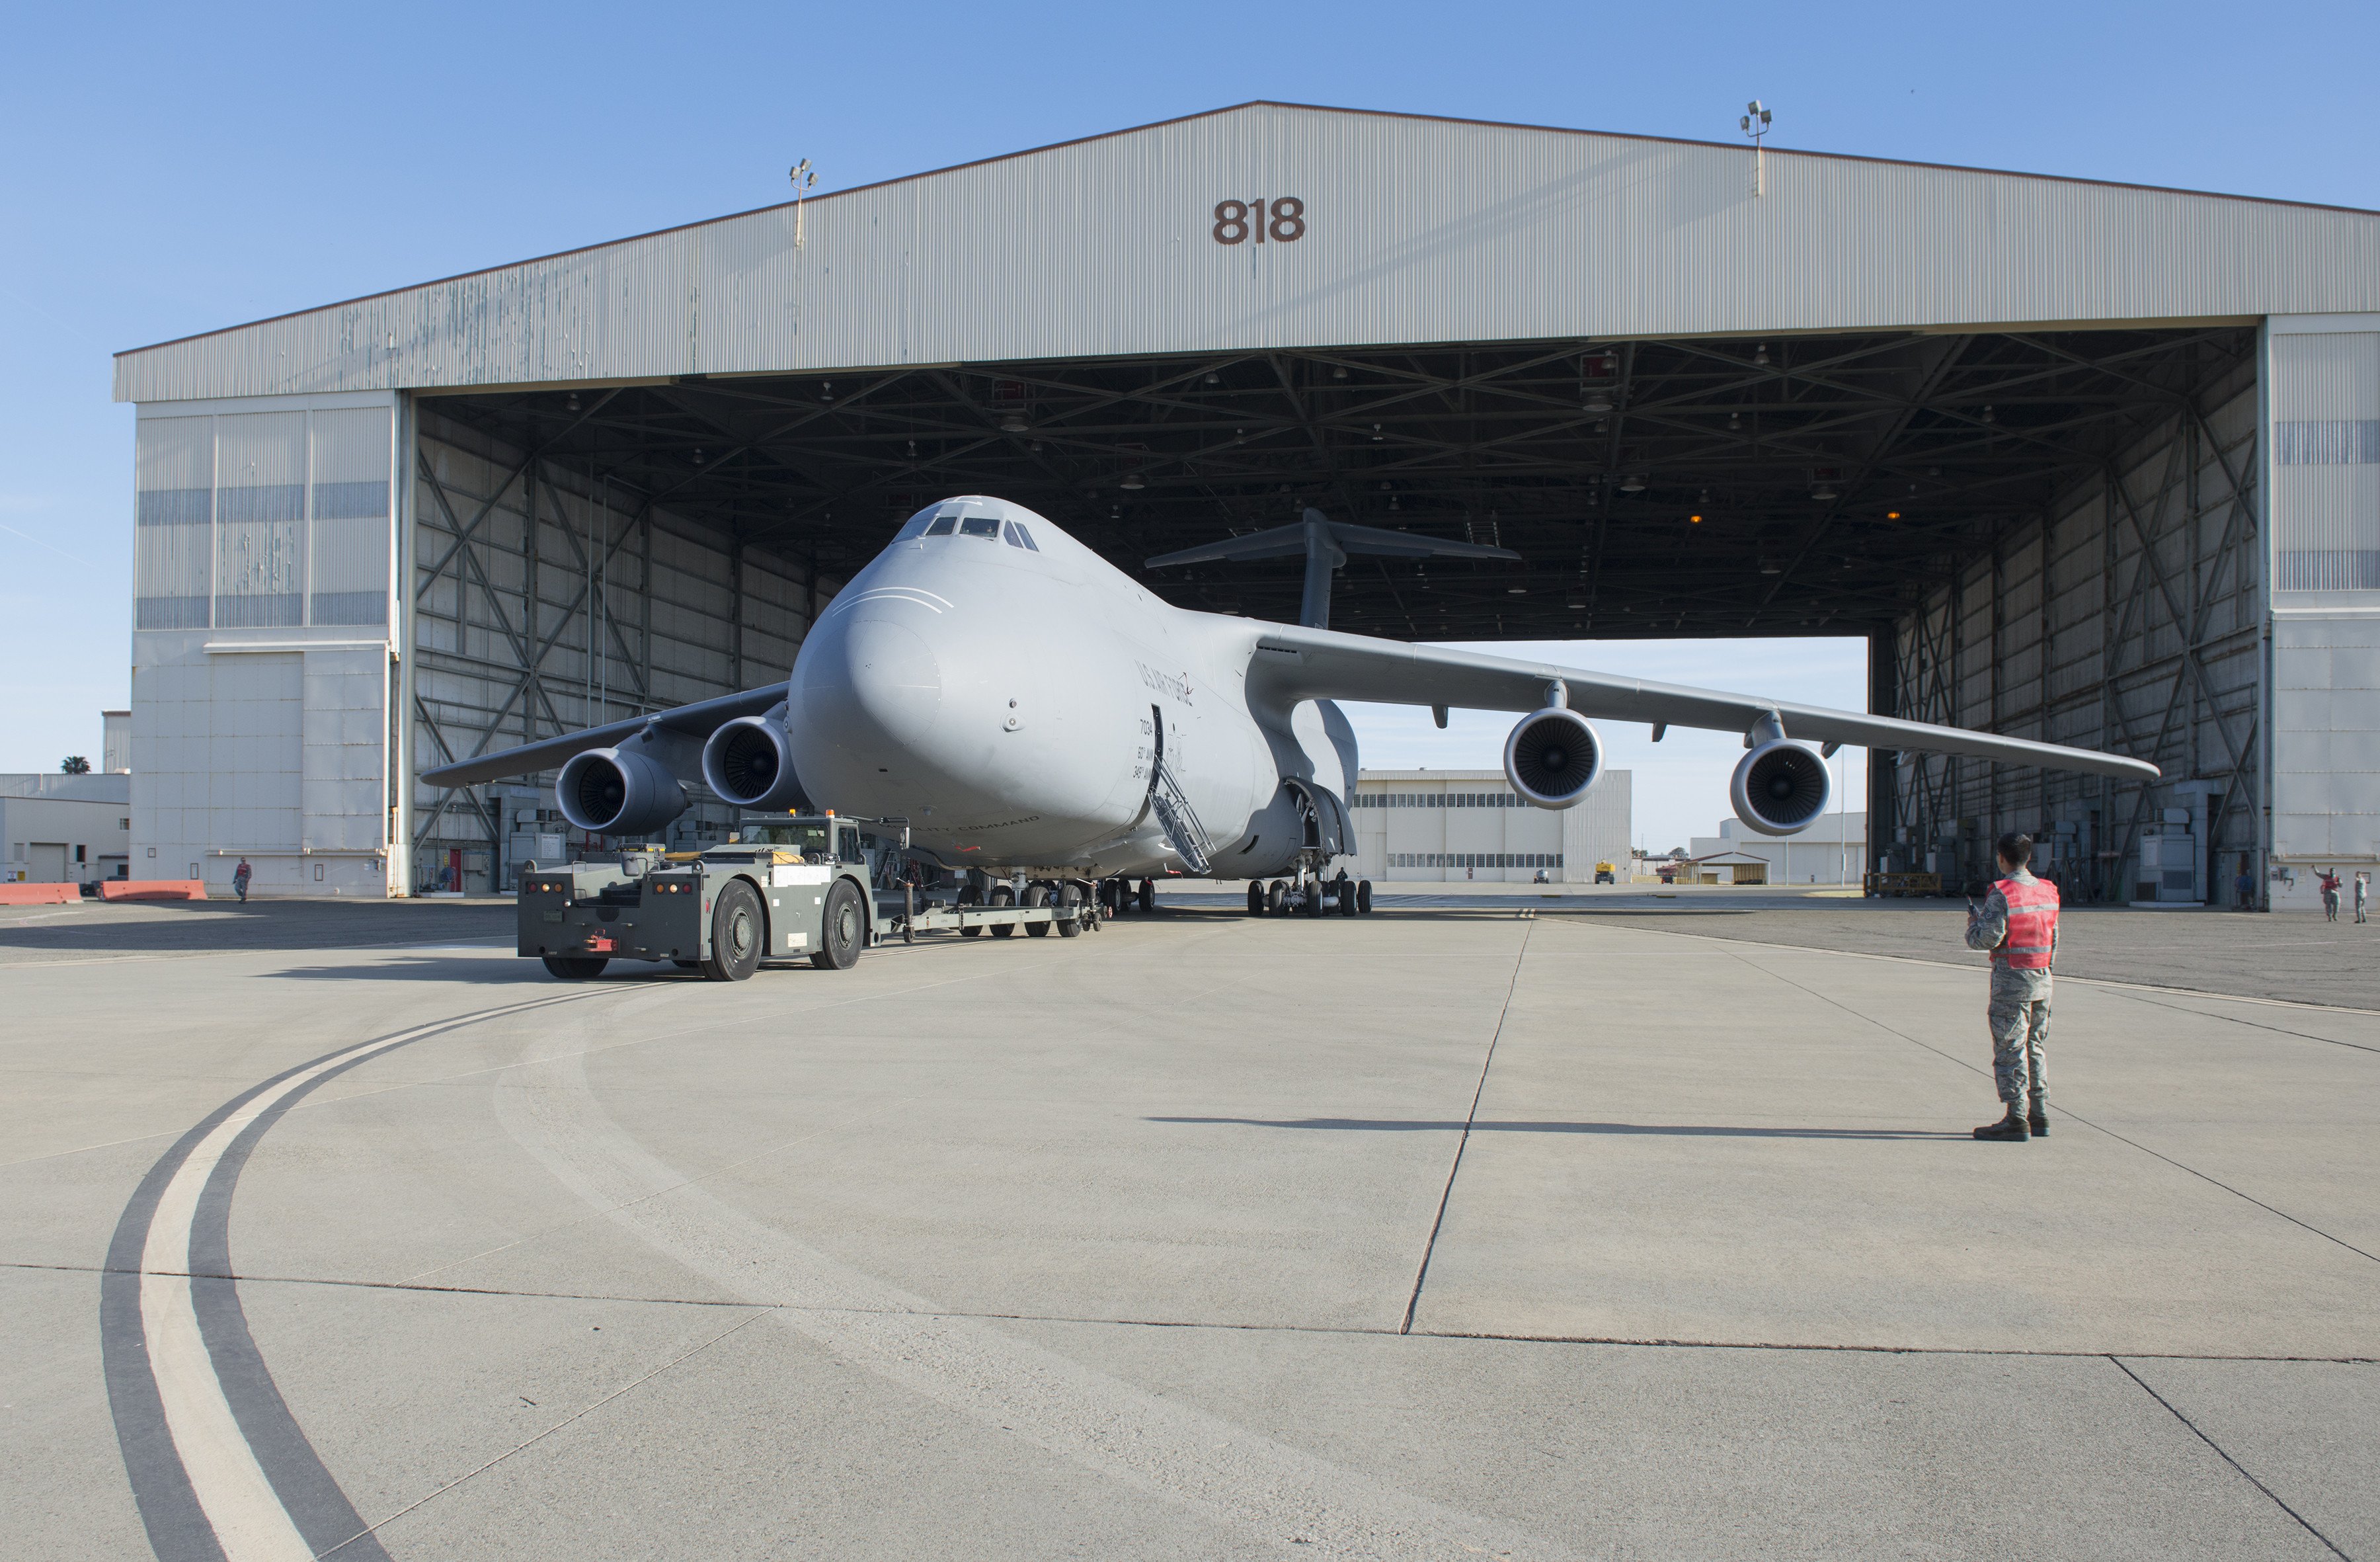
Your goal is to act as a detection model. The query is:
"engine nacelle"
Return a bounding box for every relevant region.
[1730,739,1832,835]
[701,716,811,811]
[1503,708,1603,808]
[556,746,690,837]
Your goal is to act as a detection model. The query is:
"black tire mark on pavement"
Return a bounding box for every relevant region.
[102,994,600,1561]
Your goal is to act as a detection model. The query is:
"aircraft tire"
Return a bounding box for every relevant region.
[1357,880,1373,914]
[1246,881,1265,917]
[702,880,766,981]
[1338,874,1358,916]
[542,955,608,981]
[989,884,1017,938]
[1056,882,1084,937]
[1265,880,1287,916]
[1023,883,1053,936]
[1138,878,1156,913]
[810,879,865,971]
[1302,882,1324,918]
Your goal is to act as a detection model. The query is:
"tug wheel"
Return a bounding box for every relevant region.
[811,878,865,971]
[701,880,765,981]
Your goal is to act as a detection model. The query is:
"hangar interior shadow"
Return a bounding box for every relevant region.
[428,326,2250,643]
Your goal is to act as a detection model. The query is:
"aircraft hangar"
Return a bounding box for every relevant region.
[111,101,2380,905]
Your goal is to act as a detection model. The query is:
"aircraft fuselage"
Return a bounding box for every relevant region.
[785,498,1353,880]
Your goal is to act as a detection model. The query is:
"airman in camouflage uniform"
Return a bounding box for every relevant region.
[1964,831,2058,1141]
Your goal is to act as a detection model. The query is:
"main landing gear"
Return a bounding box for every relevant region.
[1100,877,1158,917]
[1248,871,1372,918]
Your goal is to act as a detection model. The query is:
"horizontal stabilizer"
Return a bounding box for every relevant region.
[1148,508,1520,629]
[1145,509,1521,570]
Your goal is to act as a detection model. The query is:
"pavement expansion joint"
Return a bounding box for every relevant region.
[1400,919,1534,1335]
[2108,1355,2356,1560]
[2101,985,2380,1055]
[20,1262,2373,1364]
[318,1310,775,1559]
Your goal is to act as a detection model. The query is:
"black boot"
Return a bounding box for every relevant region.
[1973,1109,2030,1141]
[2028,1098,2049,1137]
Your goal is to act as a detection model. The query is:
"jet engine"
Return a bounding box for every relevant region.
[1503,708,1603,808]
[1730,740,1832,836]
[700,716,811,811]
[556,746,690,837]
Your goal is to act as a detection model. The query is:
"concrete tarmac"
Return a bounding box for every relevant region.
[2,896,2373,1559]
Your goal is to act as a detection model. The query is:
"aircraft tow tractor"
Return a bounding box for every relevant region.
[516,814,1094,981]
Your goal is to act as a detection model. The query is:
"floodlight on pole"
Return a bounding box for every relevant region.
[1739,100,1772,196]
[788,158,817,247]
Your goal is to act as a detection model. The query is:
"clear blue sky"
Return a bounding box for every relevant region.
[3,3,2372,848]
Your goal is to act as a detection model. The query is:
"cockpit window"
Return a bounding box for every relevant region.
[1004,522,1039,551]
[923,514,957,536]
[959,515,1002,540]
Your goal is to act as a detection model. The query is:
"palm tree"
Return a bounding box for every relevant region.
[60,756,90,774]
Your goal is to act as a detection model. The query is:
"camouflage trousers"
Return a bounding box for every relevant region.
[1987,966,2052,1109]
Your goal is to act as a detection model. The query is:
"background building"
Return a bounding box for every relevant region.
[106,103,2380,907]
[1351,769,1630,883]
[1690,811,1867,887]
[2,772,130,885]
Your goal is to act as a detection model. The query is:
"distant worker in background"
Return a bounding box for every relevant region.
[2358,872,2370,925]
[2319,867,2342,922]
[2236,856,2256,911]
[232,857,252,903]
[1964,832,2057,1142]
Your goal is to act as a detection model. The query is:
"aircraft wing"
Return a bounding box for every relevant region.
[1244,622,2160,782]
[417,682,789,789]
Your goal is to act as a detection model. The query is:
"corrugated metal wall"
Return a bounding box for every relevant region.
[130,392,397,898]
[2265,314,2380,908]
[115,104,2380,405]
[405,405,839,892]
[1885,364,2262,902]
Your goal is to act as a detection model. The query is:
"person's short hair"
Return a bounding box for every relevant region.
[1996,832,2034,868]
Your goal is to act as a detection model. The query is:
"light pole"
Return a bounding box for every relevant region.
[1740,101,1772,197]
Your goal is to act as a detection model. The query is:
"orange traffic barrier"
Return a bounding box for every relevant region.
[0,882,77,905]
[100,880,208,902]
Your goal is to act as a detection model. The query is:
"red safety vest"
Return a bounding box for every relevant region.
[1995,875,2059,969]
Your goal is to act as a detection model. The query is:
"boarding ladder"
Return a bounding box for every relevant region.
[1148,759,1216,875]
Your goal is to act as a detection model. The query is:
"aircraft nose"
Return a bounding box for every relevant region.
[807,612,943,751]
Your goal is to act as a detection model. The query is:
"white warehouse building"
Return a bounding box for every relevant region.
[2,773,132,887]
[1690,812,1866,887]
[1353,770,1631,884]
[106,102,2380,907]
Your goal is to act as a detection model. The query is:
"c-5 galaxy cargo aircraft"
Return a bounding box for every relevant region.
[423,495,2158,916]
